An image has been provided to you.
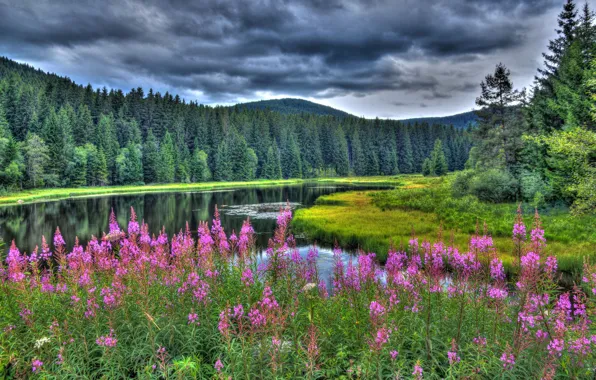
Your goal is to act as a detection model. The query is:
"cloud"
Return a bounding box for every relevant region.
[0,0,566,112]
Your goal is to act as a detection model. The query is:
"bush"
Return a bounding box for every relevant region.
[520,170,552,203]
[469,169,518,203]
[451,170,475,197]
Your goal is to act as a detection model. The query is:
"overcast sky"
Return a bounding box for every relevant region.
[0,0,590,118]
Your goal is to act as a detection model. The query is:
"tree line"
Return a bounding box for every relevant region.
[459,0,596,214]
[0,57,471,190]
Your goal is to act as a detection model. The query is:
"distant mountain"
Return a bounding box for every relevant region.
[399,111,478,129]
[233,98,352,118]
[235,98,477,129]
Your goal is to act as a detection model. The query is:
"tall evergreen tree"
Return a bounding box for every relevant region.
[143,129,159,183]
[475,63,526,170]
[281,133,302,179]
[190,148,211,182]
[430,139,448,176]
[263,143,282,179]
[157,132,176,183]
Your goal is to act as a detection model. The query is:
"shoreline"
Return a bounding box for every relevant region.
[0,175,405,207]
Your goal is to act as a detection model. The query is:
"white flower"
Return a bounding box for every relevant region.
[302,283,316,292]
[34,337,51,349]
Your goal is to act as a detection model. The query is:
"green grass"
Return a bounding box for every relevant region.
[293,175,596,272]
[0,176,408,206]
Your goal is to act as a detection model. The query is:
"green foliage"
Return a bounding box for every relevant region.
[469,169,519,203]
[23,133,49,188]
[540,127,596,214]
[115,143,144,185]
[262,144,282,180]
[142,129,159,184]
[190,149,211,182]
[157,132,176,183]
[281,133,302,179]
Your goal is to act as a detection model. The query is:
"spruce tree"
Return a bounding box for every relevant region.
[430,139,448,176]
[214,139,232,181]
[143,129,159,183]
[475,63,525,170]
[23,133,49,188]
[281,133,302,179]
[157,132,176,183]
[334,127,350,177]
[74,104,93,146]
[422,158,433,176]
[350,129,366,176]
[397,127,414,173]
[263,144,282,179]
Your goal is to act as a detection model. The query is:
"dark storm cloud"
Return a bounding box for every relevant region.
[0,0,561,104]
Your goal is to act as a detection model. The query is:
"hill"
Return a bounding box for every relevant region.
[399,111,478,129]
[233,98,352,118]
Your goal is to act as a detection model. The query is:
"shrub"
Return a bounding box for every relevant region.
[451,170,475,197]
[469,169,518,203]
[520,170,552,203]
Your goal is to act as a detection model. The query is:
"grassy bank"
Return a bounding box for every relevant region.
[293,175,596,272]
[0,176,407,207]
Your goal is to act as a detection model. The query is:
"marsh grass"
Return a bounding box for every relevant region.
[293,176,596,272]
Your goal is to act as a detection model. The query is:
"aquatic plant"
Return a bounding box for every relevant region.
[0,206,595,378]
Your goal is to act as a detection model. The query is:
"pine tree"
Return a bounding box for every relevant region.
[41,108,67,185]
[422,158,433,176]
[157,132,176,183]
[214,139,232,181]
[281,133,302,179]
[539,0,578,82]
[350,129,366,176]
[334,127,350,177]
[263,144,282,179]
[143,129,160,183]
[73,104,94,145]
[397,126,414,173]
[23,133,49,188]
[430,139,448,176]
[0,102,10,139]
[475,63,526,170]
[65,147,88,187]
[96,113,119,183]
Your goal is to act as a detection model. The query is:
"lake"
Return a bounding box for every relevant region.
[0,183,387,263]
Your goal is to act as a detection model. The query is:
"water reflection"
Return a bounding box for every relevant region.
[0,184,386,255]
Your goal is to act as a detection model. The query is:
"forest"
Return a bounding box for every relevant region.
[0,58,471,191]
[447,0,596,215]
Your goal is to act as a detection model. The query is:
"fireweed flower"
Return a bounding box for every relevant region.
[215,358,224,372]
[448,351,460,365]
[218,309,231,338]
[241,268,254,286]
[545,256,557,275]
[390,350,398,360]
[188,313,199,325]
[54,227,66,248]
[369,301,385,321]
[412,362,423,380]
[233,304,244,319]
[128,207,140,235]
[500,352,515,370]
[96,330,118,348]
[31,359,43,373]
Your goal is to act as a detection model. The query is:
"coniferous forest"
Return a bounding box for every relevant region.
[0,57,471,190]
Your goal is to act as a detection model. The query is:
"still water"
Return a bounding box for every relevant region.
[0,183,386,258]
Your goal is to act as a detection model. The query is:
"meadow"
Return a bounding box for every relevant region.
[1,205,595,378]
[293,175,596,273]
